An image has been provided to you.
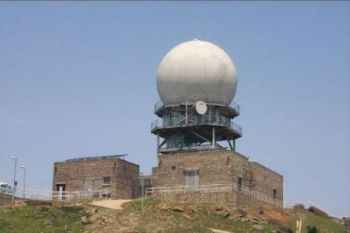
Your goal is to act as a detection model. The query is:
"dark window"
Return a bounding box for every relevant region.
[103,176,111,187]
[238,177,243,191]
[171,166,176,171]
[273,189,277,199]
[124,165,127,175]
[102,193,111,198]
[184,170,199,187]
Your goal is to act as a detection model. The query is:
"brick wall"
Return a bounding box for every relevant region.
[249,162,283,202]
[156,150,246,187]
[159,191,237,207]
[152,150,283,209]
[52,157,140,199]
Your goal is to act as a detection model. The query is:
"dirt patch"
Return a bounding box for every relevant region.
[263,208,289,223]
[91,199,131,210]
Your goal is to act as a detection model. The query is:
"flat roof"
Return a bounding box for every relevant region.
[249,161,283,178]
[54,154,139,167]
[64,154,127,162]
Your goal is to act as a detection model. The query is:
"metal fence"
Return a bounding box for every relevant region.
[154,99,240,113]
[52,190,110,201]
[7,187,111,202]
[146,184,282,207]
[151,118,242,136]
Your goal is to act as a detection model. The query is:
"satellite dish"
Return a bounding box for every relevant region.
[195,101,208,115]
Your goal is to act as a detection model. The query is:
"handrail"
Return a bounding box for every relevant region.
[154,100,240,114]
[9,187,112,202]
[51,190,110,201]
[151,119,242,136]
[146,184,282,207]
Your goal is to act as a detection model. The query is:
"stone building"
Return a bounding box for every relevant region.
[52,155,140,200]
[151,150,283,208]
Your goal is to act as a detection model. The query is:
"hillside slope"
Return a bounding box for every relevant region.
[86,199,349,233]
[0,199,349,233]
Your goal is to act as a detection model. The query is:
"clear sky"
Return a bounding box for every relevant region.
[0,2,349,217]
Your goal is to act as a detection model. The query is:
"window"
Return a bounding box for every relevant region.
[273,189,277,199]
[238,177,243,191]
[103,176,111,187]
[171,166,176,171]
[184,170,199,187]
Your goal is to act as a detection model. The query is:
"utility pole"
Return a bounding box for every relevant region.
[10,156,17,204]
[20,166,26,198]
[140,172,144,212]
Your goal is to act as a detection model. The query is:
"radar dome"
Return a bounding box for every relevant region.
[157,40,237,105]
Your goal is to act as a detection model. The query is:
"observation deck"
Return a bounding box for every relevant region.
[154,100,240,118]
[151,114,242,140]
[152,99,242,152]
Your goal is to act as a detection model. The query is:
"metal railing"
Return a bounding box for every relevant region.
[146,184,232,195]
[9,187,111,202]
[154,100,240,114]
[231,122,242,135]
[154,100,164,112]
[230,101,240,113]
[151,118,242,136]
[158,144,223,153]
[52,190,110,201]
[146,184,282,207]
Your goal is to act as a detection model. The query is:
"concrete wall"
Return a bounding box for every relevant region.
[53,157,140,199]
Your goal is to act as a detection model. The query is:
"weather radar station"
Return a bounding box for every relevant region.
[152,39,242,153]
[50,39,283,210]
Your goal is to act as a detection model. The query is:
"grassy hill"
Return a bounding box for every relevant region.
[0,202,83,233]
[0,199,349,233]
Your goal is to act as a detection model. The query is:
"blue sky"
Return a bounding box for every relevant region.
[0,2,349,217]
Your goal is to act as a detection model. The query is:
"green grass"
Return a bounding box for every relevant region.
[0,205,84,233]
[284,210,350,233]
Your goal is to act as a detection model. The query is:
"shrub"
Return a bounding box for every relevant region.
[306,226,319,233]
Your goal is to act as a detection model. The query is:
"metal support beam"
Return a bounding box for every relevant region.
[159,137,168,148]
[228,140,233,150]
[191,131,211,143]
[212,127,216,148]
[185,102,188,125]
[157,134,160,159]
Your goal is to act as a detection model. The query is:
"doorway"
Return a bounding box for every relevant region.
[56,184,66,200]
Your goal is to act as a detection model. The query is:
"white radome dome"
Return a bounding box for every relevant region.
[157,39,237,105]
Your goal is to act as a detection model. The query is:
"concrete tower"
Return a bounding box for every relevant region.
[152,39,242,153]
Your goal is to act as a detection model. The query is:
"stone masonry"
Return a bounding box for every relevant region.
[52,155,140,200]
[151,150,283,209]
